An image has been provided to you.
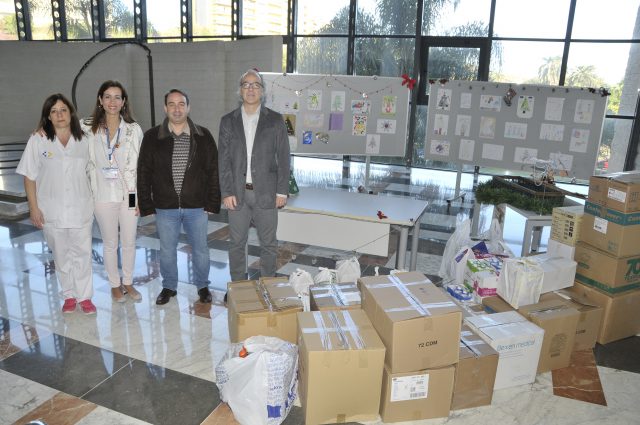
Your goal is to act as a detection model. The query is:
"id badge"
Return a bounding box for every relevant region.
[101,167,119,180]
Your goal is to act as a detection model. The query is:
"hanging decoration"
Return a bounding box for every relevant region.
[401,74,416,90]
[269,74,397,100]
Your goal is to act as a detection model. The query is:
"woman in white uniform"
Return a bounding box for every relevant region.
[17,94,95,314]
[83,81,143,302]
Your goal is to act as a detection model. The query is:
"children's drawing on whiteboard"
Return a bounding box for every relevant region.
[433,114,449,136]
[281,98,300,114]
[284,114,296,136]
[436,89,452,111]
[288,136,297,152]
[430,140,450,156]
[574,99,594,124]
[377,119,396,134]
[351,99,371,115]
[460,92,472,109]
[352,114,368,136]
[504,122,527,140]
[366,134,381,154]
[455,115,471,137]
[479,116,496,139]
[569,128,590,153]
[545,97,564,121]
[550,152,574,175]
[307,90,322,111]
[479,95,501,112]
[540,123,565,142]
[481,143,504,161]
[330,91,345,112]
[329,113,343,131]
[381,95,397,116]
[459,139,475,161]
[514,147,538,165]
[303,113,324,128]
[517,95,534,119]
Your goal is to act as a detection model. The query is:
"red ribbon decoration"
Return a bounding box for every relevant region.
[401,74,416,90]
[377,210,388,219]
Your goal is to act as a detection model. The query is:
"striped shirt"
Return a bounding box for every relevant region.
[171,131,191,196]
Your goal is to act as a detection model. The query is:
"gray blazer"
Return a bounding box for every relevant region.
[218,106,290,209]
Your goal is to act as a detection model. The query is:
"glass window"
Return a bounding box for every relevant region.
[493,0,570,39]
[602,117,633,173]
[573,0,640,39]
[489,41,565,84]
[425,46,481,81]
[0,0,18,40]
[64,0,94,39]
[146,0,180,38]
[423,0,491,37]
[192,0,232,37]
[296,36,348,74]
[28,0,53,40]
[297,0,349,35]
[356,0,415,36]
[105,0,134,38]
[242,0,287,36]
[354,37,414,77]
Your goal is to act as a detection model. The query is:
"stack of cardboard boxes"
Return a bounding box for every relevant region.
[574,171,640,344]
[548,205,585,260]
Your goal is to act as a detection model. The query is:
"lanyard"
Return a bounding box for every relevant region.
[105,126,121,164]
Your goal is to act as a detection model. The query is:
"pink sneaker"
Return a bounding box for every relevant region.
[62,298,77,313]
[79,299,97,315]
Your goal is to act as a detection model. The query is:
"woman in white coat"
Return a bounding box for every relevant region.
[83,81,143,302]
[17,94,96,314]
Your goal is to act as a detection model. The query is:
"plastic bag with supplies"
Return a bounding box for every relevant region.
[336,256,361,283]
[289,268,314,311]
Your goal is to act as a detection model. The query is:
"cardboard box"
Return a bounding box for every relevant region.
[574,241,640,294]
[535,254,577,294]
[309,283,361,311]
[551,205,584,246]
[589,171,640,213]
[580,201,640,257]
[451,325,499,411]
[297,310,385,425]
[463,257,504,302]
[547,238,576,260]
[359,272,462,373]
[464,311,544,390]
[380,364,455,422]
[517,300,580,373]
[539,290,604,351]
[227,278,303,344]
[482,296,515,314]
[572,281,640,344]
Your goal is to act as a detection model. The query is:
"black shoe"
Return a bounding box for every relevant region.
[156,288,177,305]
[198,287,212,303]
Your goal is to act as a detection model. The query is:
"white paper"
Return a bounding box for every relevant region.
[366,134,380,154]
[303,113,324,128]
[460,92,472,109]
[455,115,471,137]
[574,99,594,124]
[482,143,504,161]
[459,139,475,161]
[436,89,452,111]
[517,95,534,119]
[540,123,565,142]
[550,152,573,173]
[330,91,345,112]
[545,97,564,121]
[430,140,450,156]
[433,114,449,136]
[390,374,429,402]
[288,136,297,152]
[608,188,627,203]
[569,128,590,153]
[307,90,322,110]
[376,118,396,134]
[480,94,501,111]
[504,122,527,140]
[514,147,538,164]
[479,116,496,139]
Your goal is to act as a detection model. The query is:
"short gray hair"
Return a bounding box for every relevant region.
[237,68,266,105]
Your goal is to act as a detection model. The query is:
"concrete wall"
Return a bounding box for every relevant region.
[0,36,283,141]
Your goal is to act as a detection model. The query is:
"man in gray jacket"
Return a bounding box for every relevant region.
[218,69,290,285]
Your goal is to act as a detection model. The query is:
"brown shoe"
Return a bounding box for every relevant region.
[124,285,142,301]
[111,287,126,303]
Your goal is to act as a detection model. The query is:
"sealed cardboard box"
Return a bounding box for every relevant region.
[309,282,361,311]
[359,272,462,373]
[482,296,515,314]
[589,171,640,213]
[517,300,580,373]
[551,205,584,246]
[580,201,640,257]
[574,241,640,293]
[451,325,499,411]
[297,310,385,425]
[547,238,576,260]
[380,364,455,422]
[464,311,544,390]
[227,278,302,344]
[572,281,640,344]
[539,290,603,351]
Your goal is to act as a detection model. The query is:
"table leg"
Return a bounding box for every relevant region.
[396,227,409,270]
[522,220,535,256]
[410,221,420,271]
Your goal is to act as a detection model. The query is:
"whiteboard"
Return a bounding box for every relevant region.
[424,80,608,180]
[262,73,410,156]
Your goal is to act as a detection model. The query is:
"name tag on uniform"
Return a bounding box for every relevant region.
[101,167,119,180]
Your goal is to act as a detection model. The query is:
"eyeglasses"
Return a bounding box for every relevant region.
[241,82,263,90]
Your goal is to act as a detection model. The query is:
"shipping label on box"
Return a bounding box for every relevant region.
[309,282,361,311]
[464,311,544,390]
[551,205,584,246]
[580,201,640,257]
[359,272,462,373]
[574,242,640,294]
[589,171,640,213]
[463,257,504,301]
[227,277,303,343]
[297,310,385,425]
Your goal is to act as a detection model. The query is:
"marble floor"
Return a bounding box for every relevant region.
[0,157,639,425]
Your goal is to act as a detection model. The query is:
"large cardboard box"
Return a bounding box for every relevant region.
[451,325,499,411]
[551,205,584,246]
[379,364,455,422]
[309,282,361,311]
[547,238,576,260]
[517,300,580,373]
[572,281,640,344]
[297,310,385,425]
[464,311,544,390]
[482,296,515,314]
[574,241,640,293]
[539,290,604,351]
[227,278,303,343]
[580,201,640,257]
[589,171,640,213]
[359,272,462,373]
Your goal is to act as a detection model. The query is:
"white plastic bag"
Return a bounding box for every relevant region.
[479,218,515,257]
[215,336,298,425]
[289,268,314,311]
[497,258,544,309]
[314,267,338,285]
[439,219,473,281]
[336,256,361,283]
